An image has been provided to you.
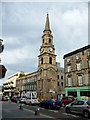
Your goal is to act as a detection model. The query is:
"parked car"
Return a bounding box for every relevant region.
[25,97,39,105]
[66,100,90,118]
[11,97,20,103]
[2,96,9,101]
[5,96,10,100]
[19,96,27,103]
[61,96,75,107]
[39,99,62,109]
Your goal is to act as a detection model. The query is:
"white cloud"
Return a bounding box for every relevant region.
[1,2,88,84]
[1,44,38,65]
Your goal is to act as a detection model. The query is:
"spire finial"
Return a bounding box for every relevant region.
[47,8,48,14]
[44,11,50,32]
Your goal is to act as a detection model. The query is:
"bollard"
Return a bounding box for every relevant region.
[19,104,23,110]
[35,108,40,115]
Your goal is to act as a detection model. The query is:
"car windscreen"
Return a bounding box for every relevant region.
[51,99,56,102]
[87,101,90,106]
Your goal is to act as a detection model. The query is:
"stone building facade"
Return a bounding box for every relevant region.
[56,62,65,95]
[4,71,29,97]
[16,72,38,96]
[63,45,90,100]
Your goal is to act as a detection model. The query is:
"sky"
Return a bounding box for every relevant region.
[0,1,88,85]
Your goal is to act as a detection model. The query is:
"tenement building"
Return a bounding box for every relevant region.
[4,71,29,97]
[56,62,65,96]
[4,13,65,100]
[63,45,90,100]
[16,72,38,96]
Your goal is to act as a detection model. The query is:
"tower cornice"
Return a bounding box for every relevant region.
[38,52,56,57]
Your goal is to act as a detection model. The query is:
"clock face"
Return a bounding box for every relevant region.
[41,48,44,52]
[49,47,53,52]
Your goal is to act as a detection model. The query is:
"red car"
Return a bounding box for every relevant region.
[61,96,75,107]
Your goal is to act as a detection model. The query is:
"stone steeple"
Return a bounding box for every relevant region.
[44,13,51,33]
[45,13,50,30]
[37,13,57,100]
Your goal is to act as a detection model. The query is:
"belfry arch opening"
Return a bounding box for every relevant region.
[49,57,52,64]
[41,58,43,64]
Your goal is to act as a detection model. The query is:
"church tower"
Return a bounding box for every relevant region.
[37,13,57,100]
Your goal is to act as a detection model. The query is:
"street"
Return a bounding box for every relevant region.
[1,101,90,120]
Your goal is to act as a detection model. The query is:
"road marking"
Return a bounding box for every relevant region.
[24,107,56,119]
[63,113,79,117]
[40,107,45,110]
[24,108,35,114]
[40,113,56,119]
[48,110,58,113]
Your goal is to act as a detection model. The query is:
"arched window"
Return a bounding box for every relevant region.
[43,39,44,43]
[49,38,51,43]
[49,57,52,64]
[41,58,43,64]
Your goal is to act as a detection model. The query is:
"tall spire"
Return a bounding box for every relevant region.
[44,13,51,32]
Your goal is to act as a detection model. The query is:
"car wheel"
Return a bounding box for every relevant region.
[83,111,89,118]
[48,105,51,109]
[17,101,19,103]
[66,107,70,113]
[62,102,65,107]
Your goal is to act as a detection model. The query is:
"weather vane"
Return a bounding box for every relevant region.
[47,8,49,14]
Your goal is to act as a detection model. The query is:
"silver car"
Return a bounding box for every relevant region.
[66,100,90,118]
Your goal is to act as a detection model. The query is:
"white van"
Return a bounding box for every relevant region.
[25,91,39,105]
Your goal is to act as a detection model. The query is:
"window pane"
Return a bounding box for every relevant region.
[61,76,63,80]
[68,65,71,72]
[76,54,80,59]
[78,76,82,86]
[87,50,90,56]
[89,60,90,68]
[67,58,70,62]
[68,77,72,86]
[77,63,81,70]
[57,75,59,79]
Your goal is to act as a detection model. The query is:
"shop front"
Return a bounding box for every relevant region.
[65,86,90,100]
